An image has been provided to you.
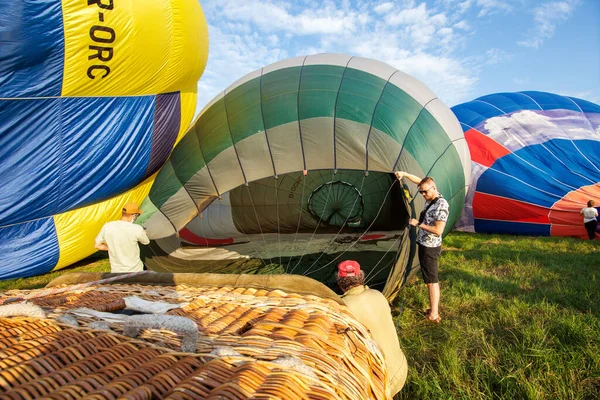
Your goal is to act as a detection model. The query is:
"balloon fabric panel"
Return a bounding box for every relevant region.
[454,91,600,239]
[0,218,59,278]
[0,0,64,98]
[0,0,208,279]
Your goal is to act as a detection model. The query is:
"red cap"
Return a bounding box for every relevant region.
[338,260,361,277]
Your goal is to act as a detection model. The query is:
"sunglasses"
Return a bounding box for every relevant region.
[419,187,434,194]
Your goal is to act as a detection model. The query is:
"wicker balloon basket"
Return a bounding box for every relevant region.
[0,274,392,399]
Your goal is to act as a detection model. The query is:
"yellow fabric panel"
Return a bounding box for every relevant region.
[54,174,157,270]
[178,87,199,143]
[61,0,209,97]
[160,0,210,93]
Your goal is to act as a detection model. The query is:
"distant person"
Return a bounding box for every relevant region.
[94,203,150,273]
[337,260,408,396]
[580,200,598,240]
[394,171,448,323]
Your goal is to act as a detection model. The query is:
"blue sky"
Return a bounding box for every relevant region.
[195,0,599,113]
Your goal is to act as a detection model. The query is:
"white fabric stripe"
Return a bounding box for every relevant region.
[264,121,305,176]
[145,189,191,239]
[303,53,352,67]
[367,128,404,172]
[388,70,437,108]
[205,146,246,194]
[235,132,277,183]
[455,162,487,231]
[262,55,306,74]
[184,192,242,239]
[334,118,370,171]
[158,189,204,236]
[347,57,397,82]
[184,168,219,203]
[143,202,176,239]
[300,117,335,171]
[425,99,471,183]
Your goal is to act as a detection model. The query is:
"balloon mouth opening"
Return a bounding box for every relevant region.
[142,169,412,294]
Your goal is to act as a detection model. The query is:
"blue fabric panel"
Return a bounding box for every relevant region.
[569,139,600,172]
[510,141,600,189]
[0,98,62,227]
[451,102,502,130]
[521,91,580,112]
[458,122,471,133]
[144,92,181,178]
[491,154,571,199]
[475,92,542,113]
[476,167,561,208]
[59,96,155,211]
[0,218,58,280]
[0,0,64,98]
[568,97,600,113]
[474,219,551,236]
[0,96,155,228]
[517,139,600,184]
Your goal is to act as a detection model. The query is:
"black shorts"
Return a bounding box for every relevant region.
[418,244,442,284]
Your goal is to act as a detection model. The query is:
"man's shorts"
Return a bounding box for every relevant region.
[418,244,442,284]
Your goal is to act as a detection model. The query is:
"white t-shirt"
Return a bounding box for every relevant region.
[581,207,598,223]
[95,220,150,273]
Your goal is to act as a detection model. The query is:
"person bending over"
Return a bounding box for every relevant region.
[337,260,407,396]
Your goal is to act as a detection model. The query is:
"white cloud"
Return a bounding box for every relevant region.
[195,24,288,114]
[453,20,470,30]
[390,53,479,105]
[439,0,512,17]
[485,48,511,66]
[518,0,581,48]
[212,0,365,35]
[512,77,531,86]
[386,3,429,25]
[373,2,394,14]
[194,0,522,112]
[475,0,513,17]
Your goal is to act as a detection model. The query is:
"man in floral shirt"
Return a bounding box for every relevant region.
[395,171,449,323]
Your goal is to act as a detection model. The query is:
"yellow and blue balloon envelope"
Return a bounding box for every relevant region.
[0,0,209,279]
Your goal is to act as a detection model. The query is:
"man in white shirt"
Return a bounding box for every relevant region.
[94,202,150,273]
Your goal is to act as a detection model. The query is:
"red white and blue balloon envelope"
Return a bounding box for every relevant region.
[452,91,600,239]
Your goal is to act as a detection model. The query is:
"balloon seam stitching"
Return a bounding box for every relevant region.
[332,56,355,172]
[222,88,248,185]
[259,67,278,178]
[365,70,399,173]
[296,56,309,171]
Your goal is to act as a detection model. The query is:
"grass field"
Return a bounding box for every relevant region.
[1,232,599,399]
[396,232,600,399]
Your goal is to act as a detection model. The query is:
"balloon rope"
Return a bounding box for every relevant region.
[0,270,151,305]
[301,173,367,275]
[244,184,273,265]
[288,170,337,275]
[302,179,399,277]
[363,235,402,284]
[225,195,269,269]
[285,173,307,272]
[275,177,282,267]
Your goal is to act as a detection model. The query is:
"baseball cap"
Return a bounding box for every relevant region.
[122,202,143,215]
[338,260,361,277]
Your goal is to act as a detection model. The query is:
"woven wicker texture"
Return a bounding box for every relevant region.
[0,284,390,399]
